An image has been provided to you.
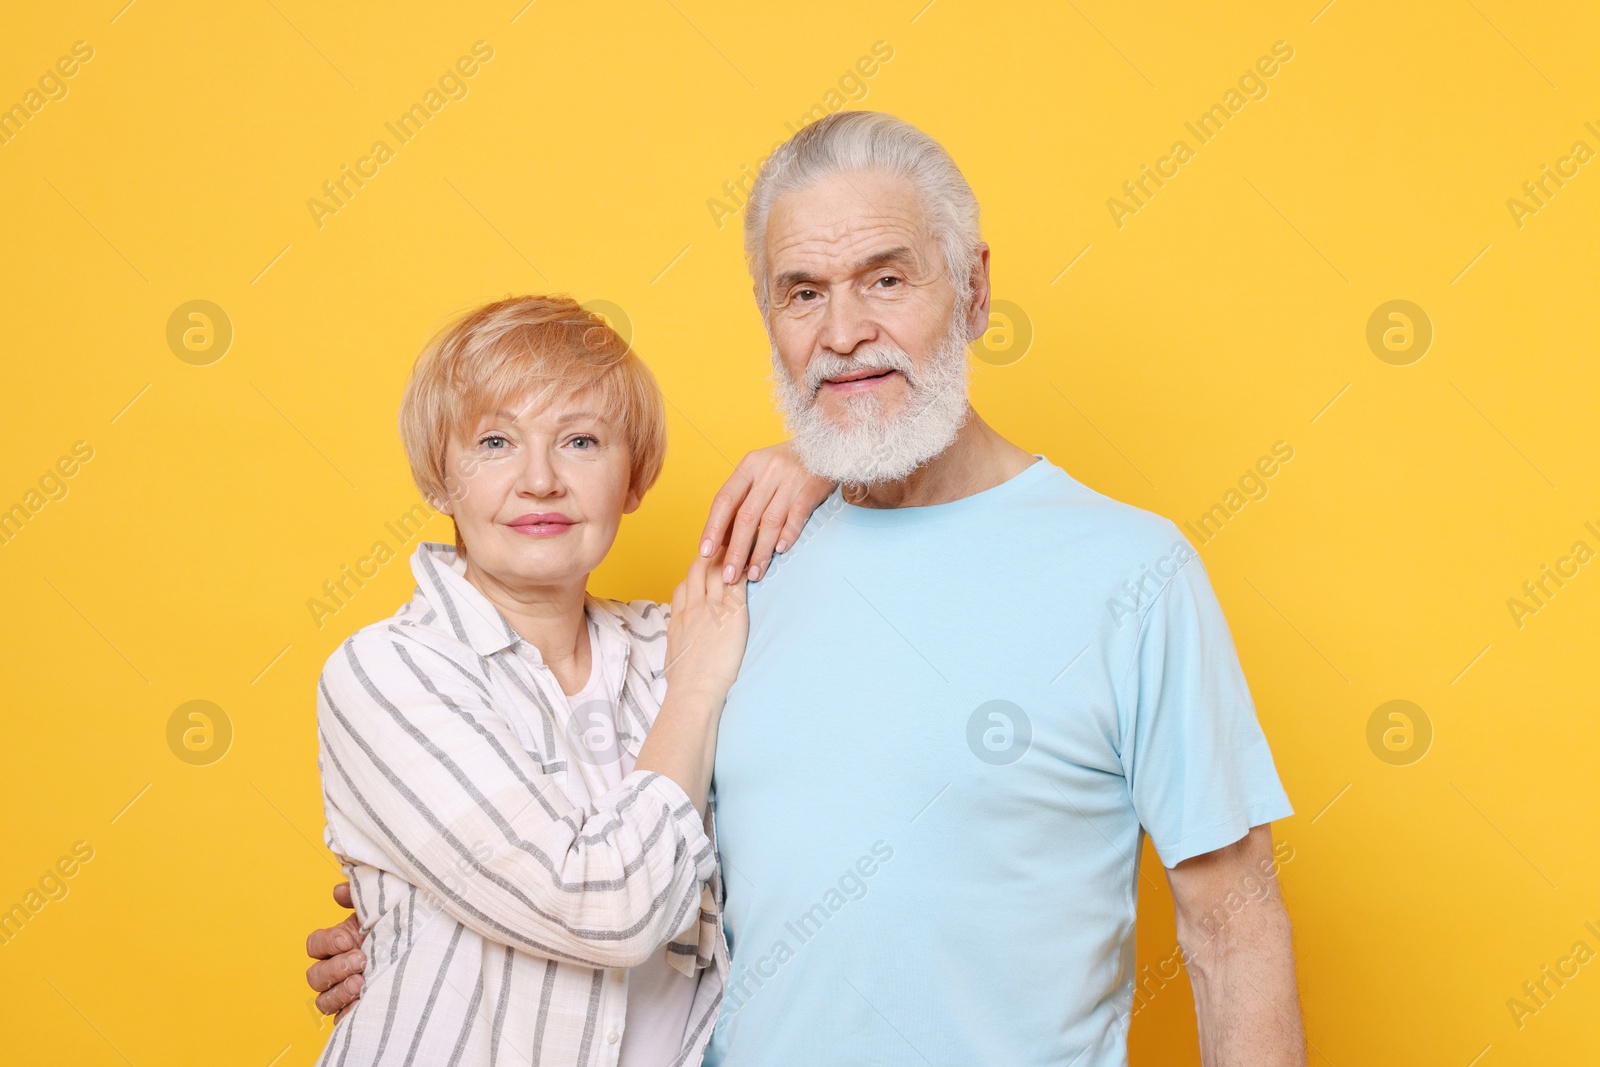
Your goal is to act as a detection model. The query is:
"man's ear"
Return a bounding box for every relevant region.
[965,243,993,342]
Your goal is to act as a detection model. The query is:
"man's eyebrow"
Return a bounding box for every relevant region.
[770,245,916,294]
[771,266,821,293]
[853,245,916,272]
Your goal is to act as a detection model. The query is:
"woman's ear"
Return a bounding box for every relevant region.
[622,486,643,515]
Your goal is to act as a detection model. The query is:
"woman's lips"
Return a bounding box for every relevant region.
[506,514,575,537]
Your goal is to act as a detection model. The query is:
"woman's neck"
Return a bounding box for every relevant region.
[460,559,593,694]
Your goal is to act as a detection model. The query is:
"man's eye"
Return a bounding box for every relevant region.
[875,276,901,288]
[795,288,819,301]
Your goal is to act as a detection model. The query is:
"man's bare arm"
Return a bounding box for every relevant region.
[1165,823,1306,1067]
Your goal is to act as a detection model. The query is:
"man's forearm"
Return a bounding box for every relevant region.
[1183,895,1307,1066]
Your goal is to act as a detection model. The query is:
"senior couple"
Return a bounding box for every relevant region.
[304,111,1305,1066]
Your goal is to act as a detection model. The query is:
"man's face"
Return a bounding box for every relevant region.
[762,170,986,484]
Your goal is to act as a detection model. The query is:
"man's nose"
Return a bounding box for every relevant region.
[816,288,876,356]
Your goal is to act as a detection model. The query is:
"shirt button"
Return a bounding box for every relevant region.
[606,1030,620,1044]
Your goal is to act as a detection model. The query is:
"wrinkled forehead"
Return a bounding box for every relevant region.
[765,170,942,278]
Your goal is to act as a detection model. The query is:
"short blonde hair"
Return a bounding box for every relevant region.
[399,295,666,523]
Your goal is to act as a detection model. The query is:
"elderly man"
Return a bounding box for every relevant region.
[310,110,1304,1065]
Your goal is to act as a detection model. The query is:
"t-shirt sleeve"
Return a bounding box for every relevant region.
[1117,549,1293,867]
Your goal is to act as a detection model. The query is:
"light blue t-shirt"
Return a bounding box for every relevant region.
[704,456,1292,1066]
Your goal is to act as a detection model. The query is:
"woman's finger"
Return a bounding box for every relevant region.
[745,480,797,581]
[724,563,748,606]
[780,473,836,555]
[697,455,758,558]
[707,547,745,631]
[721,469,779,583]
[684,552,710,607]
[776,496,815,557]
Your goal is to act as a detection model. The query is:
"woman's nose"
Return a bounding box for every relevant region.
[515,450,561,496]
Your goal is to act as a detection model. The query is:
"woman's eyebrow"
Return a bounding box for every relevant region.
[484,408,608,424]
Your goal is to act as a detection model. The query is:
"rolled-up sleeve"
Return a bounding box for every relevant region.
[317,627,714,970]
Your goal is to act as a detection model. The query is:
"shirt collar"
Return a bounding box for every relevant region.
[411,541,526,657]
[410,541,633,661]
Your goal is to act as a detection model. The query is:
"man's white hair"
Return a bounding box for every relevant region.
[742,110,983,315]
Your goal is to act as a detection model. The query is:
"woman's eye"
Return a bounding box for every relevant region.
[568,434,599,450]
[479,434,508,450]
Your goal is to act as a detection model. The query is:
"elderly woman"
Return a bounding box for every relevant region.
[307,295,831,1067]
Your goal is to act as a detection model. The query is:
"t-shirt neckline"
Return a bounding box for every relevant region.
[836,454,1052,526]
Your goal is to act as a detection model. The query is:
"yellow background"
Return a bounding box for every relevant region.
[3,1,1597,1063]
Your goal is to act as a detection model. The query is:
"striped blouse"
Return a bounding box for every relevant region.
[315,541,728,1066]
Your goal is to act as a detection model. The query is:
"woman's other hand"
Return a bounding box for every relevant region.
[637,551,749,811]
[698,443,835,583]
[664,549,749,707]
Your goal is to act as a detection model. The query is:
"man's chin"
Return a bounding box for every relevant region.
[790,422,961,486]
[812,390,900,426]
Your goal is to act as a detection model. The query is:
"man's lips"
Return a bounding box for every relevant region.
[506,512,575,537]
[819,367,900,392]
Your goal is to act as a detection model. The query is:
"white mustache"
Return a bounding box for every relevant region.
[803,345,917,396]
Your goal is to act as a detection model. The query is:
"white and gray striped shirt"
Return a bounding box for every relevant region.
[315,542,728,1067]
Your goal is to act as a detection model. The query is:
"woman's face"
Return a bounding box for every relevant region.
[440,387,640,592]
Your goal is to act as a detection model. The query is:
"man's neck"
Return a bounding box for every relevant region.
[852,408,1036,509]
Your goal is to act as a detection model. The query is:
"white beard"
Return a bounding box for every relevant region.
[771,313,972,486]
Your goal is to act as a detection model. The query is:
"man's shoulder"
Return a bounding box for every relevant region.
[1023,458,1192,564]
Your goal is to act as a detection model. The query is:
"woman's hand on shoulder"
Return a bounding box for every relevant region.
[698,442,835,583]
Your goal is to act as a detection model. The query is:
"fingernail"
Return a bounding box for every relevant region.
[722,564,736,583]
[334,934,351,951]
[348,975,363,991]
[775,540,788,554]
[700,539,713,557]
[351,952,365,969]
[748,564,760,581]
